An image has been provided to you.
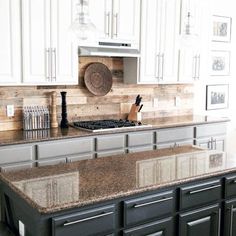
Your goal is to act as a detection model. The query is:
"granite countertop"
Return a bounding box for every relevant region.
[0,115,230,146]
[0,145,235,214]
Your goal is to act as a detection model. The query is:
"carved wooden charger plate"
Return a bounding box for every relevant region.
[84,63,113,96]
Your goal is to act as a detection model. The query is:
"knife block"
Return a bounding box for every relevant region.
[127,104,142,121]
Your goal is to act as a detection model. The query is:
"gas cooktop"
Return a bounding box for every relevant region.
[72,119,152,132]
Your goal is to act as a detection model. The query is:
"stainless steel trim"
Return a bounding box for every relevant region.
[133,197,173,208]
[189,185,221,195]
[71,124,152,133]
[63,211,114,226]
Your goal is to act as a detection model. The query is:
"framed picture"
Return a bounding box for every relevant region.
[210,51,230,76]
[212,15,231,42]
[206,84,229,110]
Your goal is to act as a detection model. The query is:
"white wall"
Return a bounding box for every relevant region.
[193,0,236,152]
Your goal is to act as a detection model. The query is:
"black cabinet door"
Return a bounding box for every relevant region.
[123,217,173,236]
[224,200,236,236]
[179,204,220,236]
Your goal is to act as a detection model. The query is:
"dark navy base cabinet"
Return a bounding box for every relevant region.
[3,172,236,236]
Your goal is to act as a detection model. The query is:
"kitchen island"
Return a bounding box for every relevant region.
[1,145,236,236]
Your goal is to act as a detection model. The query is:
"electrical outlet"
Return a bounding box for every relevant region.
[6,105,14,117]
[153,98,159,108]
[175,96,181,107]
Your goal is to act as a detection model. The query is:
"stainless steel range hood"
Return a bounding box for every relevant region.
[78,42,140,57]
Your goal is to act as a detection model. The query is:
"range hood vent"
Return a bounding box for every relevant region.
[78,42,140,57]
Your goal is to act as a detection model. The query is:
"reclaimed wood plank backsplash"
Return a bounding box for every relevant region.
[0,57,193,131]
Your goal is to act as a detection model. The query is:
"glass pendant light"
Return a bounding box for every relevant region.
[69,0,97,43]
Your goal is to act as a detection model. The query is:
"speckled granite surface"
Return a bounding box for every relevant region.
[0,115,230,146]
[0,145,234,214]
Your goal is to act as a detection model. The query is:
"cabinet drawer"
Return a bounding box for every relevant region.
[0,145,33,164]
[52,205,115,236]
[128,145,153,153]
[37,138,94,159]
[0,162,33,172]
[123,190,174,227]
[180,179,221,210]
[37,158,66,167]
[128,132,153,147]
[225,175,236,198]
[195,123,227,138]
[123,217,173,236]
[96,135,125,151]
[157,127,193,143]
[97,149,125,158]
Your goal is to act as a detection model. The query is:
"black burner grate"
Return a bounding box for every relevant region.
[73,119,141,131]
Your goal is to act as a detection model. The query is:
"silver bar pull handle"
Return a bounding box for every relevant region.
[113,13,118,37]
[63,211,113,227]
[193,55,197,80]
[106,12,110,37]
[134,197,173,208]
[45,48,50,81]
[189,184,221,195]
[51,48,56,81]
[230,205,234,236]
[197,55,201,79]
[218,208,221,236]
[155,54,160,79]
[160,53,164,80]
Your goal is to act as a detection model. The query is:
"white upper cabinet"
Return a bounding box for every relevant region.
[0,0,21,85]
[22,0,78,85]
[178,0,210,82]
[89,0,140,49]
[139,0,180,84]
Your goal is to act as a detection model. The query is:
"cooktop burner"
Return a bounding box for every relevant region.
[72,119,152,132]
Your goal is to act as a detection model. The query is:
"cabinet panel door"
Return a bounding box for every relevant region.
[0,0,21,84]
[139,0,160,83]
[158,0,180,83]
[123,217,173,236]
[179,179,221,211]
[22,0,51,84]
[52,205,115,236]
[112,0,140,47]
[89,0,111,40]
[225,200,236,236]
[124,190,174,227]
[179,204,220,236]
[51,0,78,84]
[0,145,34,164]
[156,127,193,144]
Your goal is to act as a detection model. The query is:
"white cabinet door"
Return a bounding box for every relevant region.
[0,0,21,84]
[89,0,140,48]
[90,0,111,41]
[112,0,140,47]
[139,0,160,83]
[21,0,51,84]
[178,0,210,82]
[139,0,179,84]
[22,0,78,85]
[158,0,180,83]
[51,0,78,85]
